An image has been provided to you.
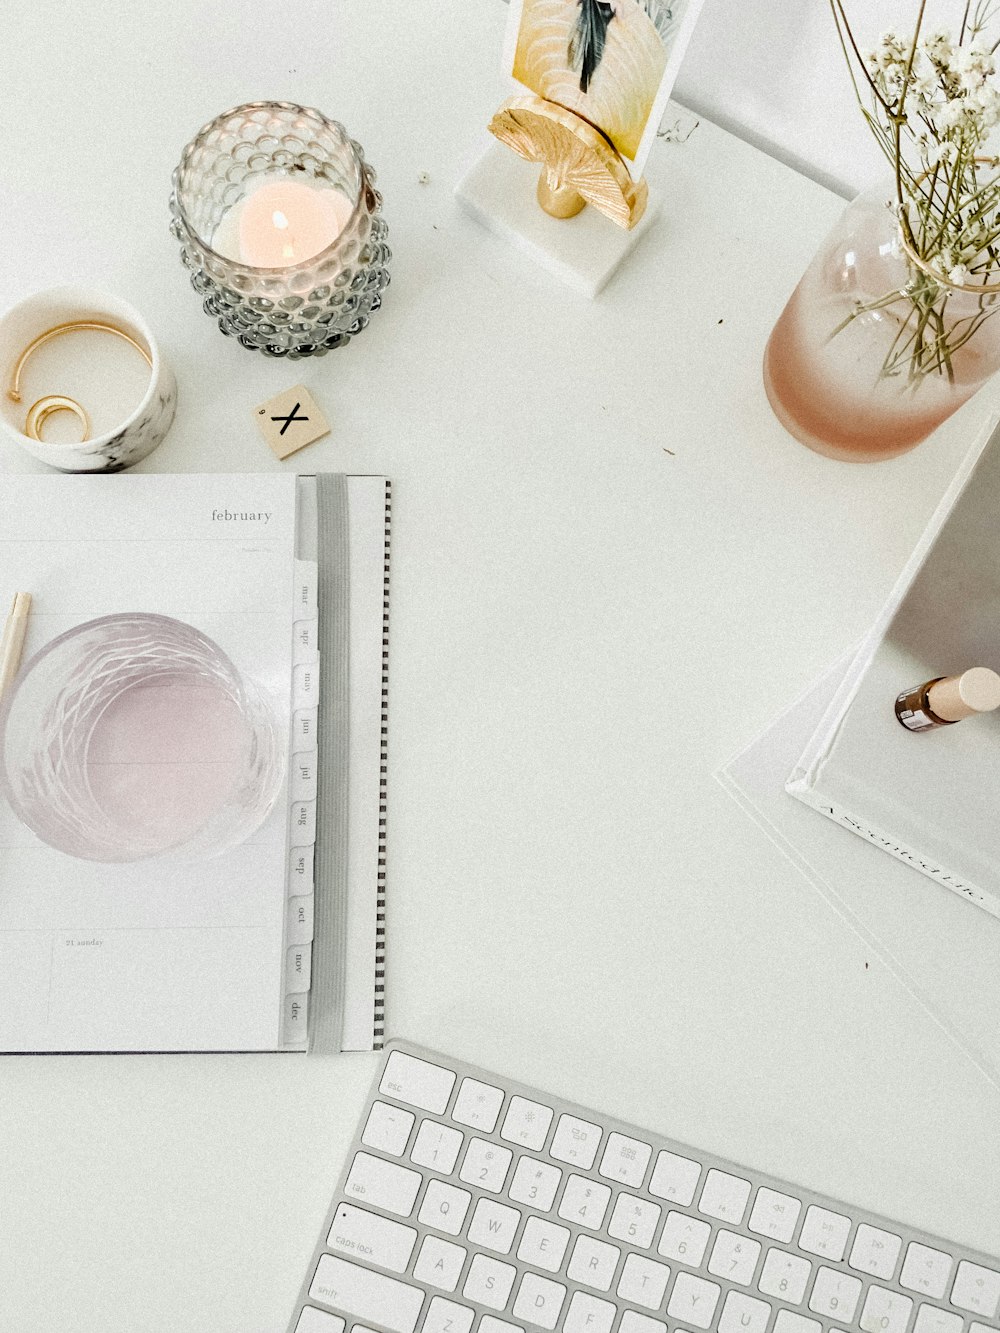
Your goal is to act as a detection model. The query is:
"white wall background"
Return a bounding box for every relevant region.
[672,0,969,197]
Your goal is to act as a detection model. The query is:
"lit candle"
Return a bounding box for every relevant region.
[212,177,354,267]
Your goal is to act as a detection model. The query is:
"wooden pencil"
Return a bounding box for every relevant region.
[0,592,31,701]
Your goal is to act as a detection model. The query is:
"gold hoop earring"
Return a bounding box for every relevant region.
[7,320,152,443]
[25,395,90,442]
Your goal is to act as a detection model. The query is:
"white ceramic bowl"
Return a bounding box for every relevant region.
[0,285,176,471]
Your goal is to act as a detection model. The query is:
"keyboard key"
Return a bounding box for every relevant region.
[608,1193,661,1248]
[480,1318,523,1333]
[381,1052,456,1115]
[451,1078,504,1133]
[900,1244,953,1300]
[567,1236,621,1292]
[421,1297,475,1333]
[558,1175,612,1230]
[952,1261,1000,1318]
[708,1230,761,1286]
[413,1236,467,1292]
[550,1114,602,1170]
[773,1313,821,1333]
[598,1133,652,1189]
[617,1254,671,1309]
[859,1285,913,1333]
[508,1156,561,1211]
[757,1248,811,1304]
[468,1199,521,1255]
[459,1138,513,1193]
[649,1151,701,1206]
[914,1305,963,1333]
[719,1292,771,1333]
[411,1121,464,1175]
[970,1322,996,1333]
[657,1210,711,1267]
[799,1205,852,1261]
[513,1273,567,1330]
[309,1255,426,1333]
[699,1169,752,1224]
[345,1153,422,1217]
[463,1255,516,1311]
[619,1314,666,1333]
[748,1187,802,1243]
[564,1292,616,1333]
[850,1224,903,1280]
[362,1102,415,1156]
[517,1217,571,1273]
[296,1310,345,1333]
[501,1096,553,1151]
[418,1180,472,1236]
[326,1204,417,1273]
[808,1266,861,1321]
[667,1272,722,1329]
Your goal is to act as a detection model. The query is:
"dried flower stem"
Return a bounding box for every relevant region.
[829,1,1000,383]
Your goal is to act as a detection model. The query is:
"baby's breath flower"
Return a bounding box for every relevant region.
[924,139,958,167]
[912,58,939,98]
[873,30,908,71]
[973,84,1000,125]
[953,42,995,91]
[833,4,1000,381]
[922,27,954,63]
[933,98,970,133]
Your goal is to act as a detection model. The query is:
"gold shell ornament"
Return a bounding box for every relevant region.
[513,0,667,163]
[489,95,648,228]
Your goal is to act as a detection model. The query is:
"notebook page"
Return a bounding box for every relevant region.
[0,474,299,1052]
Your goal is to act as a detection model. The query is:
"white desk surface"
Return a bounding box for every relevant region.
[2,2,999,1329]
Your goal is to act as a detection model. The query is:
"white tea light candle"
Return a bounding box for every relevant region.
[213,177,354,267]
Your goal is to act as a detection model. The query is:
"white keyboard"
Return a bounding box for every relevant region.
[287,1042,1000,1333]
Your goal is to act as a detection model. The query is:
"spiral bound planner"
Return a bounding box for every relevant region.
[0,472,389,1054]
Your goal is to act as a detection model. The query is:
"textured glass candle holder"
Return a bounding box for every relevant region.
[0,614,284,863]
[169,102,390,358]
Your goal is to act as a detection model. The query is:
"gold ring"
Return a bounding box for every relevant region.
[24,395,90,443]
[7,319,153,443]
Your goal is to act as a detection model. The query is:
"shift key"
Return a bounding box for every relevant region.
[309,1254,425,1333]
[344,1152,422,1217]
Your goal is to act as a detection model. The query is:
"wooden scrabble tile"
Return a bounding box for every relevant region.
[254,384,330,459]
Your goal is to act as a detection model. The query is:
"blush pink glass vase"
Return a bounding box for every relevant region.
[763,189,1000,462]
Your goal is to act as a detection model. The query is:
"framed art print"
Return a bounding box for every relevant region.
[502,0,707,177]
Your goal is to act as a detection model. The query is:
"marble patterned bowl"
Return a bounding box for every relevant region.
[0,286,176,472]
